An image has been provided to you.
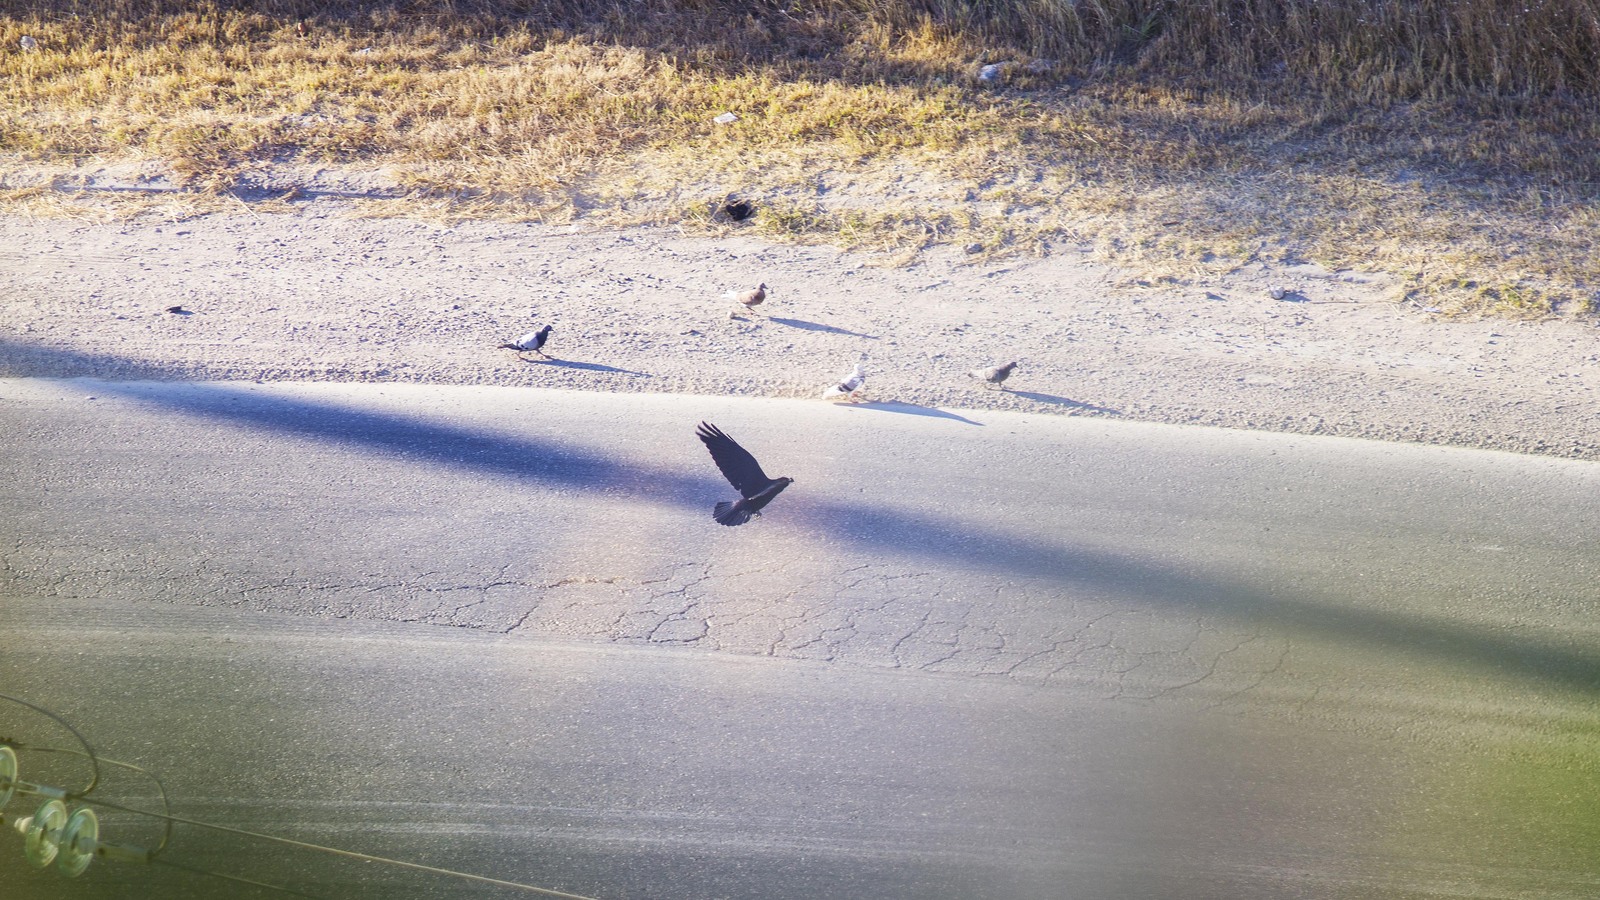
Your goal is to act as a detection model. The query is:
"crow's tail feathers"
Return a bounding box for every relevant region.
[713,501,752,526]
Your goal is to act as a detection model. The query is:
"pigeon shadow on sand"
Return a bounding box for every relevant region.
[838,401,983,426]
[766,317,879,340]
[6,338,1599,696]
[1008,390,1121,415]
[528,358,652,377]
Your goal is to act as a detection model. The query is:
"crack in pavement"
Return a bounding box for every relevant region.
[0,544,1300,697]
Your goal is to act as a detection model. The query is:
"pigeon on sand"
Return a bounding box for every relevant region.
[501,324,553,357]
[970,361,1018,389]
[822,361,868,401]
[696,422,794,526]
[726,283,767,316]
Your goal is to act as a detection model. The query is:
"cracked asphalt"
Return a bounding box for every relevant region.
[6,377,1600,703]
[5,378,1600,897]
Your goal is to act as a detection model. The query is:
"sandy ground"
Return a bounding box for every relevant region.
[3,205,1599,460]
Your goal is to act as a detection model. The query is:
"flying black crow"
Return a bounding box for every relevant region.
[696,422,793,526]
[970,361,1018,389]
[501,324,553,357]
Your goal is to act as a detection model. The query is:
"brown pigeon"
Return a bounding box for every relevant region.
[726,283,767,316]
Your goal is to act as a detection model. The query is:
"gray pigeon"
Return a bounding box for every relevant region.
[822,361,867,401]
[970,361,1018,389]
[501,324,553,357]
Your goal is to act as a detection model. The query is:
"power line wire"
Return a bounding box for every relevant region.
[16,745,173,853]
[2,696,601,900]
[152,854,329,899]
[80,798,601,900]
[0,691,99,797]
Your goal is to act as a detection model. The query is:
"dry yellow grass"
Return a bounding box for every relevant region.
[3,1,1599,316]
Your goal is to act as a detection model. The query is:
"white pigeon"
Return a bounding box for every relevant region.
[20,36,38,52]
[822,361,868,401]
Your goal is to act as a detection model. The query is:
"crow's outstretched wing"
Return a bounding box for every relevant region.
[696,422,772,497]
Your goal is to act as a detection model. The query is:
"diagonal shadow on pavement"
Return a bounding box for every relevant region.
[4,337,1599,696]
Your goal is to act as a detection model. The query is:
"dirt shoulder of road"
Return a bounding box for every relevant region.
[3,204,1598,460]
